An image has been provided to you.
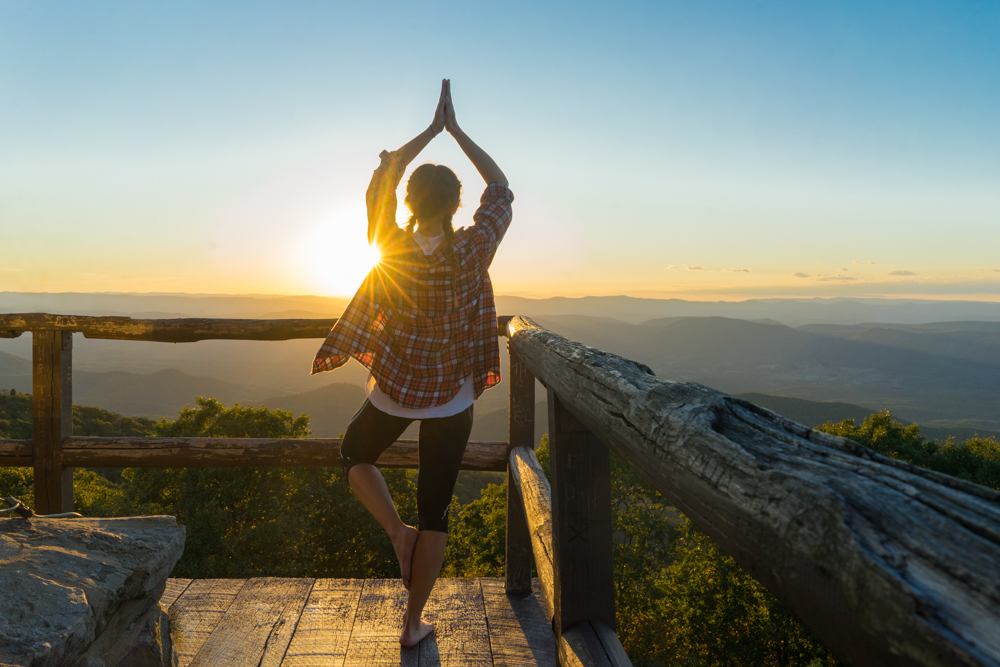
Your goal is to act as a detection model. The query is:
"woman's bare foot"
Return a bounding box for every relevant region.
[391,525,419,589]
[399,613,435,646]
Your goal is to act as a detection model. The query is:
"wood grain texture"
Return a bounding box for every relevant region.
[419,578,492,666]
[548,390,616,634]
[2,313,513,341]
[559,621,633,667]
[0,439,32,467]
[508,315,1000,667]
[591,621,632,667]
[505,465,533,596]
[188,577,313,667]
[506,343,536,595]
[57,437,508,471]
[481,577,558,667]
[31,330,73,514]
[170,579,247,667]
[0,314,339,342]
[508,446,555,625]
[258,579,317,667]
[342,579,418,667]
[162,579,192,610]
[280,578,364,667]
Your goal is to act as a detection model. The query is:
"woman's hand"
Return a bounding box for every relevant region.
[431,79,447,135]
[442,79,460,134]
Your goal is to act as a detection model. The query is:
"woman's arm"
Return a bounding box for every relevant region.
[395,79,448,166]
[442,80,509,187]
[367,84,449,244]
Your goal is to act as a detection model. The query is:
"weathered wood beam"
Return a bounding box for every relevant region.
[0,313,515,341]
[506,342,536,596]
[559,621,632,667]
[0,439,32,467]
[0,314,340,342]
[58,437,508,471]
[548,390,616,635]
[32,330,74,514]
[508,445,555,625]
[507,315,1000,667]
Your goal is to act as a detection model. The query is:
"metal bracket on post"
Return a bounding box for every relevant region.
[548,388,616,637]
[505,342,536,595]
[32,330,74,514]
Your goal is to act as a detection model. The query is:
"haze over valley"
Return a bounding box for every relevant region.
[3,292,1000,443]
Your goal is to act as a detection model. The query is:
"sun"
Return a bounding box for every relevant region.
[299,206,383,296]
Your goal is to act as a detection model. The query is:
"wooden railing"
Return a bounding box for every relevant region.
[3,313,1000,666]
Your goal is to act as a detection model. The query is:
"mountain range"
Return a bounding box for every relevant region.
[3,292,1000,434]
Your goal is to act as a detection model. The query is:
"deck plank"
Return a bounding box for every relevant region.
[342,579,418,667]
[419,578,493,667]
[162,578,192,610]
[481,578,557,667]
[189,577,314,667]
[258,578,317,667]
[170,579,247,667]
[280,578,365,667]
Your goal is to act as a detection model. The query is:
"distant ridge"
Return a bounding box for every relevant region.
[737,392,1000,444]
[496,295,1000,326]
[4,291,1000,326]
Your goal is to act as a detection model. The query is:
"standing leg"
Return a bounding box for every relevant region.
[400,405,474,646]
[342,400,418,587]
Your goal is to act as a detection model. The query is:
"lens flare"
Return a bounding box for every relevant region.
[300,206,382,296]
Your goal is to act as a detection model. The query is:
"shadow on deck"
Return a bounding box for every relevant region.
[163,577,556,667]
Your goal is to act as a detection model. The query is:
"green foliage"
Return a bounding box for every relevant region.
[442,482,506,577]
[654,519,839,666]
[0,392,157,440]
[0,466,33,508]
[444,434,837,666]
[109,397,419,579]
[0,391,31,439]
[610,447,678,663]
[817,411,1000,490]
[0,393,158,512]
[74,406,157,437]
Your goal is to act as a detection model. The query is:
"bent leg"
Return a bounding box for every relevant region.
[342,400,417,586]
[400,405,474,644]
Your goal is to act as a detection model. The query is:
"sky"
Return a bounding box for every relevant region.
[2,1,999,300]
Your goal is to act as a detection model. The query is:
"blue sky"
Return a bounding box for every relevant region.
[2,1,998,298]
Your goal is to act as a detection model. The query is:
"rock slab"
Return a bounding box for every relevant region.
[0,516,185,667]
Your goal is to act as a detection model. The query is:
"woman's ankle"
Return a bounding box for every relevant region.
[389,522,414,542]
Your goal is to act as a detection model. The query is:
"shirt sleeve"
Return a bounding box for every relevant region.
[462,183,514,270]
[366,151,407,249]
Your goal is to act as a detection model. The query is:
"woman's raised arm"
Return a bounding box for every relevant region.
[367,83,450,245]
[442,80,509,187]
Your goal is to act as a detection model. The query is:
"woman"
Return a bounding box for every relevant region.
[311,79,512,646]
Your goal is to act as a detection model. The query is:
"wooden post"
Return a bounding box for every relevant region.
[548,388,615,636]
[505,343,535,595]
[32,330,74,514]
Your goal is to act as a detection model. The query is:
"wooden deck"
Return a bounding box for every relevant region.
[162,578,557,667]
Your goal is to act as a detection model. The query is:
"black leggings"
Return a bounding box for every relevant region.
[341,399,473,533]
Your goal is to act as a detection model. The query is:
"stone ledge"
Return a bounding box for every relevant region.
[0,516,185,667]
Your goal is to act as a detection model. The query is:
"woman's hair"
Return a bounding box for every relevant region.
[404,164,462,254]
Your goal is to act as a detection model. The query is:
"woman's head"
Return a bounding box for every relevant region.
[405,164,462,230]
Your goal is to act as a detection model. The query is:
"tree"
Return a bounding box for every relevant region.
[108,397,418,579]
[816,411,1000,491]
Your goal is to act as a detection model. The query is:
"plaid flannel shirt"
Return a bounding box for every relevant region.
[311,152,514,409]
